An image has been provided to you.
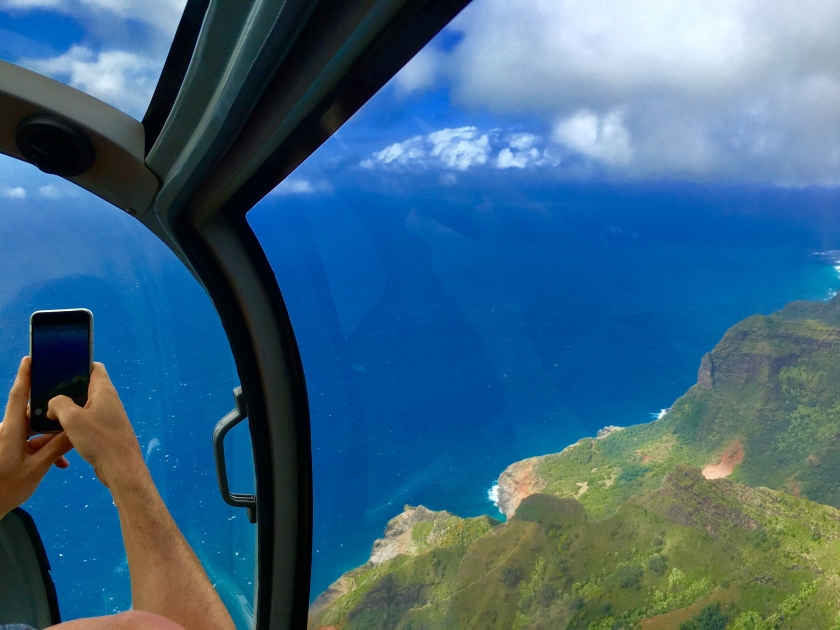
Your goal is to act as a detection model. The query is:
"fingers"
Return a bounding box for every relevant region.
[28,435,72,468]
[47,395,83,428]
[32,432,73,472]
[2,357,30,439]
[28,434,55,450]
[88,363,112,393]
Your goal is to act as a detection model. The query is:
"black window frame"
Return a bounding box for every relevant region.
[146,0,473,628]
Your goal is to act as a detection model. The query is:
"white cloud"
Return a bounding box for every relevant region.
[400,0,840,184]
[428,128,491,170]
[363,127,494,171]
[496,133,558,169]
[22,46,157,118]
[364,128,567,172]
[552,110,633,166]
[39,184,61,198]
[270,178,332,196]
[1,0,186,31]
[363,135,427,168]
[1,186,26,199]
[2,0,61,6]
[394,48,441,96]
[3,0,184,118]
[80,0,186,30]
[37,184,80,199]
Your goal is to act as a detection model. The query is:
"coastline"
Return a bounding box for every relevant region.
[492,424,625,519]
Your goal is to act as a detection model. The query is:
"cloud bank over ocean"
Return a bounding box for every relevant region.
[393,0,840,185]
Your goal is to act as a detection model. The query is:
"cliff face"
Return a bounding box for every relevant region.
[369,505,455,565]
[496,457,545,519]
[309,506,499,626]
[697,353,714,389]
[311,294,840,629]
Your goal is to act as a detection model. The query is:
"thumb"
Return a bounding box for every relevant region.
[32,432,73,471]
[47,395,81,426]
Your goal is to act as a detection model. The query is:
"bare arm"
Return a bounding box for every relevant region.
[109,454,233,630]
[48,364,234,630]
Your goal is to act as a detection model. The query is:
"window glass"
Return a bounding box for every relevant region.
[0,1,187,119]
[250,1,840,627]
[0,155,255,627]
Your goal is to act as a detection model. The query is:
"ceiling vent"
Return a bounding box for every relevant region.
[15,116,96,177]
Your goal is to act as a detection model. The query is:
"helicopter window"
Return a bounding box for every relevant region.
[248,1,840,626]
[0,0,189,119]
[0,154,255,627]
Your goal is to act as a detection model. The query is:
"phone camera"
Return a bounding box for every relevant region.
[34,408,42,416]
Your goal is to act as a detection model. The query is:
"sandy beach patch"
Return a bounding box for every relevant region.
[702,440,744,479]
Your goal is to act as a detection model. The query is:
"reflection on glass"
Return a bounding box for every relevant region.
[0,156,254,627]
[0,1,187,119]
[31,323,90,409]
[250,0,840,627]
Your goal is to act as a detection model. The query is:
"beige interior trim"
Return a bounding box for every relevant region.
[0,60,159,217]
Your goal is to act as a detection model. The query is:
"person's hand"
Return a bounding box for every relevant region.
[47,362,143,489]
[0,357,74,519]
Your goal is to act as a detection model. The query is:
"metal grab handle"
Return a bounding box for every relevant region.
[213,386,256,523]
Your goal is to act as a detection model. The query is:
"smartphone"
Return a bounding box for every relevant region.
[29,309,93,434]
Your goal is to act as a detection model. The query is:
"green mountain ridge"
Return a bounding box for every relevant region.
[311,295,840,629]
[516,293,840,523]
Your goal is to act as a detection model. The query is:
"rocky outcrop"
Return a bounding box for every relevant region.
[309,505,453,622]
[496,426,624,518]
[369,504,453,564]
[309,574,358,623]
[597,425,623,438]
[698,352,714,389]
[496,457,545,519]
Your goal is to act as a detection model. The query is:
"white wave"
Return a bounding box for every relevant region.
[814,250,840,263]
[487,484,500,506]
[813,252,840,279]
[649,408,669,420]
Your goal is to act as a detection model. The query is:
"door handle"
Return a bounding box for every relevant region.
[213,386,256,523]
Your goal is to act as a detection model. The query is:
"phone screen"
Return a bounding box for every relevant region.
[30,311,92,432]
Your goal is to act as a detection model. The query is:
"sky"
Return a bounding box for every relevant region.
[4,0,840,202]
[381,0,840,186]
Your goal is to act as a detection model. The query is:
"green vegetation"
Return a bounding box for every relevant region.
[679,604,727,630]
[647,554,667,577]
[311,470,840,628]
[310,295,840,628]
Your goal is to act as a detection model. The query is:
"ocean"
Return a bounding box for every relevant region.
[248,181,840,601]
[4,181,840,622]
